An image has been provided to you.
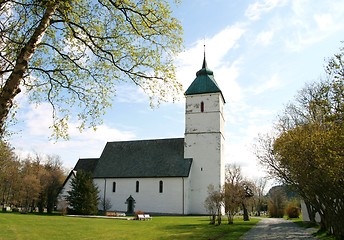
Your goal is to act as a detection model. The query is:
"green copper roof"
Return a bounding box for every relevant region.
[185,56,225,102]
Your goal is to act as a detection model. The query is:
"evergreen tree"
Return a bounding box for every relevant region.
[66,170,99,215]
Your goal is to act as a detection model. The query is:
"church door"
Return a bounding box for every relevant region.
[125,195,135,214]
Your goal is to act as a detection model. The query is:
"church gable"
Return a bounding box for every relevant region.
[93,138,192,178]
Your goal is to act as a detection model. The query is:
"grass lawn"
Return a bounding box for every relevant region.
[291,219,336,240]
[0,212,259,240]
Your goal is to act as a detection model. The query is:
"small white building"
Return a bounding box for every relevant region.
[59,56,226,215]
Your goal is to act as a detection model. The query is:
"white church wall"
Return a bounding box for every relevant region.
[185,94,225,134]
[95,177,185,214]
[300,200,321,222]
[185,93,223,113]
[184,92,225,215]
[56,172,75,211]
[184,134,224,214]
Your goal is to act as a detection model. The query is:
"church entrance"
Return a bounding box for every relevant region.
[125,195,136,214]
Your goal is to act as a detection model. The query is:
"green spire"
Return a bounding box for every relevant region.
[202,46,207,69]
[185,52,225,102]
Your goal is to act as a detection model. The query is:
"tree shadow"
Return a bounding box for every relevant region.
[161,219,256,240]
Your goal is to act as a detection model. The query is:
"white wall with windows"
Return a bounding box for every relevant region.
[94,177,186,214]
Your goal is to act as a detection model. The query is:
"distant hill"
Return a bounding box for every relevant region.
[266,185,299,200]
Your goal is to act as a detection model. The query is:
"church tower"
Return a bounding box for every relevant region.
[184,54,225,214]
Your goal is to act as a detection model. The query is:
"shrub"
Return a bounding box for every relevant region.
[267,187,286,218]
[286,206,299,218]
[268,201,284,218]
[12,208,19,212]
[286,201,300,218]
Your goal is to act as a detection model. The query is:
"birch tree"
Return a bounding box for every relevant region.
[0,0,183,138]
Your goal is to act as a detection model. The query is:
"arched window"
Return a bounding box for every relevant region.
[112,182,116,192]
[136,181,139,192]
[159,180,163,193]
[201,101,204,112]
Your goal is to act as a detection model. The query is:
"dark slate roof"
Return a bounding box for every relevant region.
[60,170,76,191]
[93,138,192,178]
[185,55,225,103]
[74,158,99,173]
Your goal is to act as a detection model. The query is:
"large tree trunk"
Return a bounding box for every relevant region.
[0,3,58,136]
[243,203,249,221]
[227,210,234,224]
[304,201,316,223]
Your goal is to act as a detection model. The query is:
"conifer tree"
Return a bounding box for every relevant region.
[66,170,99,215]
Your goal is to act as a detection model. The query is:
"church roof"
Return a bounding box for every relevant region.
[74,158,99,173]
[185,54,225,102]
[93,138,192,178]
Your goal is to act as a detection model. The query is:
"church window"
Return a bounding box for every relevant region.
[112,182,116,192]
[136,181,139,192]
[201,101,204,112]
[159,180,163,193]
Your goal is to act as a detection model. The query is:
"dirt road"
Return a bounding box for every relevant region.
[241,218,318,240]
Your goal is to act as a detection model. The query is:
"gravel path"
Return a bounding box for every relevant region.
[241,218,318,240]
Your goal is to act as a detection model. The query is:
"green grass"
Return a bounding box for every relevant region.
[291,219,336,240]
[0,213,259,240]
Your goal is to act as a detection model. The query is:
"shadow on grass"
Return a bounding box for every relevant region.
[313,229,336,240]
[161,218,259,240]
[292,219,336,240]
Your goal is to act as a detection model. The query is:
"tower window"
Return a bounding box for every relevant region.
[159,180,163,193]
[201,101,204,112]
[112,182,116,192]
[136,181,139,192]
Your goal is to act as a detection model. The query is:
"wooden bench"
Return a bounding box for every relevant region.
[137,214,152,220]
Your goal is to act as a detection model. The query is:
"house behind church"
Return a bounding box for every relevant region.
[58,56,226,215]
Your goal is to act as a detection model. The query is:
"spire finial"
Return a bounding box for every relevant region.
[202,43,207,69]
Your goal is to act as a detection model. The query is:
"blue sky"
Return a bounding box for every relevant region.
[10,0,344,182]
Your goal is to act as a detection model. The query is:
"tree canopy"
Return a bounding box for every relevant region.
[0,0,183,138]
[255,45,344,239]
[0,142,65,213]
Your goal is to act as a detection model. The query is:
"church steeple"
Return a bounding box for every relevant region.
[202,46,207,69]
[184,49,226,214]
[185,51,225,102]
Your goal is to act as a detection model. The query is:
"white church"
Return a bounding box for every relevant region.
[58,56,226,215]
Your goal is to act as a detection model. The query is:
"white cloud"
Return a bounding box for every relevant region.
[69,124,136,142]
[313,14,333,31]
[115,84,148,104]
[206,25,247,66]
[248,74,283,95]
[284,0,344,51]
[12,100,136,168]
[25,103,54,137]
[176,24,246,94]
[216,59,244,103]
[245,0,287,21]
[255,30,274,46]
